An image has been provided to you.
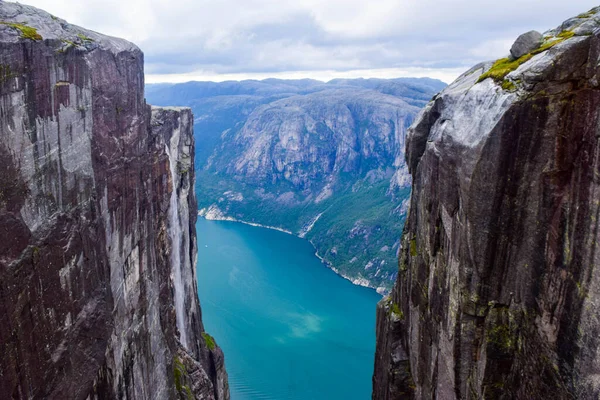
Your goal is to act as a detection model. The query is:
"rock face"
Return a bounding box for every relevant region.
[510,30,543,59]
[374,8,600,399]
[0,3,228,399]
[147,79,446,293]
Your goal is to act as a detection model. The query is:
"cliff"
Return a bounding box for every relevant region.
[374,7,600,399]
[0,2,228,399]
[147,79,446,292]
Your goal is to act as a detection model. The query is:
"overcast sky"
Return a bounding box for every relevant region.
[15,0,600,83]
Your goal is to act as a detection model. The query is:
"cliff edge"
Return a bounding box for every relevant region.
[374,7,600,399]
[0,2,228,399]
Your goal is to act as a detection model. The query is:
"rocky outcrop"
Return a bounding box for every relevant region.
[0,2,227,399]
[510,30,543,59]
[374,7,600,399]
[213,90,416,189]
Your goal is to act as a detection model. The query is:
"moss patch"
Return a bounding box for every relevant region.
[529,31,576,56]
[556,30,575,40]
[173,356,194,399]
[409,238,418,257]
[501,80,516,91]
[76,33,93,42]
[0,22,42,40]
[0,64,16,84]
[479,29,577,86]
[478,54,533,84]
[577,10,596,19]
[177,161,189,175]
[391,302,404,320]
[202,332,216,350]
[173,356,186,391]
[487,324,514,351]
[531,39,560,55]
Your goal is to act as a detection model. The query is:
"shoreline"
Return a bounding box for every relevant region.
[198,208,387,296]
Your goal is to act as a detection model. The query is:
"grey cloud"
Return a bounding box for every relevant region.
[17,0,600,78]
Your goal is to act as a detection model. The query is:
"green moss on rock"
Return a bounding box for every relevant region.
[501,80,516,91]
[0,22,42,40]
[577,10,596,18]
[173,356,195,399]
[409,239,418,257]
[479,29,578,86]
[0,64,15,84]
[556,30,575,39]
[76,33,93,42]
[202,332,216,351]
[391,302,404,320]
[173,356,186,391]
[487,324,515,351]
[478,54,533,84]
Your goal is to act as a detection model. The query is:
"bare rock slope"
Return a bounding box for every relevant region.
[0,2,228,399]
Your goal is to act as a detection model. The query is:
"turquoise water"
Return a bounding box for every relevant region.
[196,218,382,400]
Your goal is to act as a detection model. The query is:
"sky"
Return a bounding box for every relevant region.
[13,0,600,84]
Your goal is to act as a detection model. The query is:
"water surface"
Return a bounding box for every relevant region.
[196,218,381,400]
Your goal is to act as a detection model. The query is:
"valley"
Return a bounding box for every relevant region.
[147,78,445,292]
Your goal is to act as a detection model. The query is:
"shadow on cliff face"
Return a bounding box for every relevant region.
[0,144,30,260]
[466,84,600,398]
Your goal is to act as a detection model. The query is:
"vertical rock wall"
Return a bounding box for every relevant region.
[0,2,228,399]
[374,8,600,400]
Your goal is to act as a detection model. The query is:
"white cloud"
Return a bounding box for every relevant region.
[145,66,467,84]
[468,39,515,60]
[13,0,600,83]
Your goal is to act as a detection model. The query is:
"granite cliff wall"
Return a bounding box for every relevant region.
[374,7,600,399]
[0,2,228,399]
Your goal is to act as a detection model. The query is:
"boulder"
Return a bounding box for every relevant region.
[510,30,543,59]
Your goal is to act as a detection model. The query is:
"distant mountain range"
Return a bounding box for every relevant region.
[146,78,446,293]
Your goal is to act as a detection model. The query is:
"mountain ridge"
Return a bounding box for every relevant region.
[147,77,446,293]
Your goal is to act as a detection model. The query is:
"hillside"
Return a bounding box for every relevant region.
[147,78,446,292]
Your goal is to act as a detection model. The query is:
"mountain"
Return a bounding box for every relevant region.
[373,7,600,399]
[146,78,446,293]
[0,3,228,399]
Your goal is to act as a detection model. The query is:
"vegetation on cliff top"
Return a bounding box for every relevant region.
[478,54,534,84]
[0,21,42,40]
[478,30,576,87]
